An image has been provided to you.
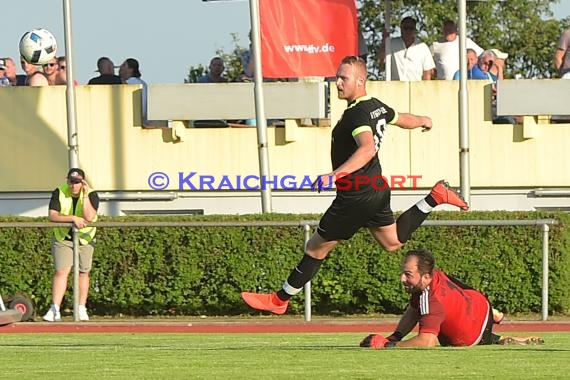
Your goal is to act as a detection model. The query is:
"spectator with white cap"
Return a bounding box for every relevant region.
[489,48,509,80]
[479,49,520,125]
[468,50,497,81]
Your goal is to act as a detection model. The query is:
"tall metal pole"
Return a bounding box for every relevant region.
[63,0,79,168]
[71,226,80,322]
[249,0,272,212]
[541,224,549,321]
[303,224,312,322]
[63,0,80,321]
[384,0,392,81]
[457,0,471,204]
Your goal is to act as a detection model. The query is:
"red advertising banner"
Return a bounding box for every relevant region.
[259,0,358,78]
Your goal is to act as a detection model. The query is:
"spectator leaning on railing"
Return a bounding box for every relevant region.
[43,168,99,322]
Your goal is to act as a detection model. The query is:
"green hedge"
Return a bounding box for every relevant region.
[0,211,568,317]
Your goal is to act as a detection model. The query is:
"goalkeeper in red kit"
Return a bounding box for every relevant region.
[360,249,544,348]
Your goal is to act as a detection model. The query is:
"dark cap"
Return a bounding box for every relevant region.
[67,168,85,184]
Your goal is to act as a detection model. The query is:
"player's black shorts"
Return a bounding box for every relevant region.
[478,300,501,345]
[317,187,394,241]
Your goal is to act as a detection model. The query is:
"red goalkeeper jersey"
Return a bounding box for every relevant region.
[410,269,490,346]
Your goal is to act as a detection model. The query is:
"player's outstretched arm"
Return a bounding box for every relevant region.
[395,332,438,347]
[395,113,432,132]
[360,332,438,349]
[387,306,420,341]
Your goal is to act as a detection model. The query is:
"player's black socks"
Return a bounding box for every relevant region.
[277,254,324,301]
[396,205,430,243]
[424,194,438,208]
[490,333,502,344]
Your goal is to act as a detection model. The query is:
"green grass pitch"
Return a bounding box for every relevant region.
[0,332,567,379]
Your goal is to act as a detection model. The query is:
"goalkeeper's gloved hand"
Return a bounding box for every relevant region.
[359,334,390,349]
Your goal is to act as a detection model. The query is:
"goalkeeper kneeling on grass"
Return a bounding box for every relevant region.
[360,249,544,349]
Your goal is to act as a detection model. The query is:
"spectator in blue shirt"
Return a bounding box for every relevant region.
[452,49,479,80]
[198,57,227,83]
[454,50,517,124]
[453,50,496,81]
[467,50,496,81]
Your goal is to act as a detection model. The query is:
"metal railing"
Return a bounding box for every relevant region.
[0,218,557,321]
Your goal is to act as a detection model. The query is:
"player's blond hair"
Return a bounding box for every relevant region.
[340,55,367,81]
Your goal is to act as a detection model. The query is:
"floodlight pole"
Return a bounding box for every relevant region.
[249,0,272,213]
[458,0,471,204]
[63,0,79,168]
[63,0,80,322]
[384,0,392,80]
[204,0,272,213]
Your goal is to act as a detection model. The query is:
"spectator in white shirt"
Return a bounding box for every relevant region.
[431,19,484,80]
[378,17,435,81]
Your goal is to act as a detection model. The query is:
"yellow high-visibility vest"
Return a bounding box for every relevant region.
[53,184,97,245]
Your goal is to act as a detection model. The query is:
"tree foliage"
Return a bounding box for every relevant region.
[186,1,570,82]
[358,0,570,79]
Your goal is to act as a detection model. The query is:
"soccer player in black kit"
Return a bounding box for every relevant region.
[242,56,468,314]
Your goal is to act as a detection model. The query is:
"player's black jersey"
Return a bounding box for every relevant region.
[331,96,397,193]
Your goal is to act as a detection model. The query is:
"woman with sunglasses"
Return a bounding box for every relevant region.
[42,57,59,85]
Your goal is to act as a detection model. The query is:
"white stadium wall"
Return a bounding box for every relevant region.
[0,81,569,216]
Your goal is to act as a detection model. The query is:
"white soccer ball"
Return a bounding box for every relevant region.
[19,28,58,65]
